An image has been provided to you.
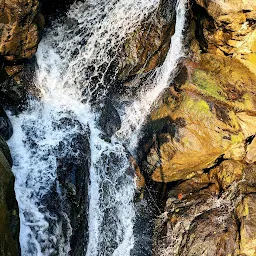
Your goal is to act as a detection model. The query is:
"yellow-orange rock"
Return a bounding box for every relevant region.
[246,138,256,164]
[143,54,256,182]
[237,194,256,256]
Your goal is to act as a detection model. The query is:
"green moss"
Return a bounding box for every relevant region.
[231,133,244,144]
[186,96,212,116]
[192,70,227,102]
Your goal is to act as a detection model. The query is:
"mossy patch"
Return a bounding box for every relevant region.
[184,95,212,117]
[192,69,227,103]
[231,133,244,144]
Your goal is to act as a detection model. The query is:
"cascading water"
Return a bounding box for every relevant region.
[7,0,188,255]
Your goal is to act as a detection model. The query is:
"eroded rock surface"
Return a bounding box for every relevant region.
[153,161,256,256]
[140,1,256,255]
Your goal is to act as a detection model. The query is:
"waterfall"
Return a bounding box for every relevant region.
[7,0,188,255]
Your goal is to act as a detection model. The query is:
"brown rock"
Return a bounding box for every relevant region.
[130,156,145,193]
[153,181,239,256]
[210,160,244,190]
[0,0,42,61]
[237,194,256,255]
[192,0,256,66]
[246,138,256,164]
[118,0,176,79]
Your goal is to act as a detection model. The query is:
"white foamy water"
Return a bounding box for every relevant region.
[7,0,188,255]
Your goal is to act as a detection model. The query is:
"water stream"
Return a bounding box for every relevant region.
[8,0,188,255]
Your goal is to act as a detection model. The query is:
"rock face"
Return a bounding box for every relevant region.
[140,0,256,255]
[56,124,90,256]
[142,53,256,182]
[0,136,19,256]
[0,0,43,106]
[0,106,13,140]
[0,0,44,61]
[192,0,256,76]
[118,0,176,80]
[153,161,256,256]
[0,0,75,107]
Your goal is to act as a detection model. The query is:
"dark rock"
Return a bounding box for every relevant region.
[118,0,177,80]
[56,125,90,256]
[0,136,20,256]
[39,126,90,255]
[40,0,77,25]
[0,106,13,140]
[98,99,121,138]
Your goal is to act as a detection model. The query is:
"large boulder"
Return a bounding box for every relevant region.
[0,0,44,62]
[141,53,256,182]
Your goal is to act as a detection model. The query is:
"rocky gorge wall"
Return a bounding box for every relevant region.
[0,0,73,254]
[1,0,256,255]
[138,0,256,255]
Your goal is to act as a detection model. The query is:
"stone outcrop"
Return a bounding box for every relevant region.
[0,0,44,62]
[0,0,75,107]
[0,136,19,256]
[141,53,256,183]
[139,1,256,255]
[118,0,176,80]
[0,0,44,106]
[191,0,256,76]
[153,161,256,256]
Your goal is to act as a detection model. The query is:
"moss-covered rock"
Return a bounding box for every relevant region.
[150,1,256,255]
[141,53,256,183]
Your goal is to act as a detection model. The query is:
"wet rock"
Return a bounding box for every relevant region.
[0,59,38,107]
[151,158,256,256]
[0,106,13,140]
[237,194,256,255]
[0,136,20,256]
[40,0,75,24]
[56,127,90,256]
[130,156,145,200]
[118,0,176,79]
[98,99,121,138]
[153,180,239,256]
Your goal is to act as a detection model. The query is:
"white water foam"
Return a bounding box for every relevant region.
[7,0,188,255]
